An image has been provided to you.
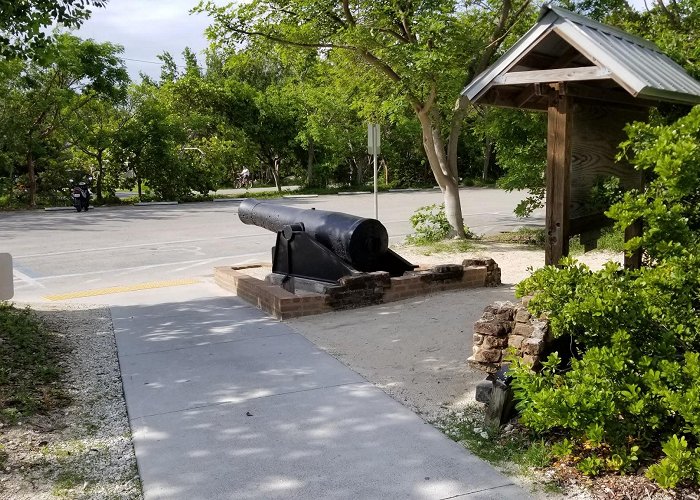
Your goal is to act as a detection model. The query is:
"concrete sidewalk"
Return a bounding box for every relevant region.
[110,283,530,499]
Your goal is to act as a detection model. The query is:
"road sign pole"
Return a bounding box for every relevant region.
[373,145,378,219]
[368,123,380,220]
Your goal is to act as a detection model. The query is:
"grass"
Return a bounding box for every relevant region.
[0,302,69,424]
[438,410,551,470]
[436,406,564,493]
[483,226,626,254]
[483,227,546,246]
[569,227,626,254]
[53,470,87,497]
[402,238,476,255]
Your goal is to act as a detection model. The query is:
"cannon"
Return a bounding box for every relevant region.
[238,199,416,285]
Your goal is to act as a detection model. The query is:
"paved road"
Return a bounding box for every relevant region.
[4,188,542,302]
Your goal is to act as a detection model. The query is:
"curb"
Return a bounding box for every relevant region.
[44,206,78,212]
[134,201,178,206]
[338,191,372,195]
[283,194,318,199]
[213,198,246,203]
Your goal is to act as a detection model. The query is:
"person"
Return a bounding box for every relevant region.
[238,167,251,189]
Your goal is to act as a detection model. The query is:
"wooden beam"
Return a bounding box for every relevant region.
[515,83,544,108]
[545,90,573,266]
[493,66,611,86]
[563,84,655,109]
[569,213,613,236]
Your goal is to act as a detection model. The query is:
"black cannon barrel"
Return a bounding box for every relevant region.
[238,199,388,269]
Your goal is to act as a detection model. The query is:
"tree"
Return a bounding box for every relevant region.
[8,34,128,206]
[0,0,106,59]
[66,96,133,201]
[196,0,535,237]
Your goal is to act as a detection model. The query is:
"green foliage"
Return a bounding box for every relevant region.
[475,108,547,217]
[569,227,626,254]
[612,106,700,261]
[197,0,538,236]
[510,106,700,488]
[0,303,68,424]
[406,204,473,244]
[647,435,700,488]
[0,0,106,60]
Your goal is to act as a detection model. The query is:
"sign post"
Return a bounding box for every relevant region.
[368,123,380,219]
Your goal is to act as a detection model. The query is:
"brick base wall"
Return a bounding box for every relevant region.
[214,258,501,320]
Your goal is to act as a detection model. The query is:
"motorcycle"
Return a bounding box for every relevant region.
[70,178,92,212]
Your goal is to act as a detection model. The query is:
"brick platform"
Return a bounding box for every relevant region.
[214,258,501,319]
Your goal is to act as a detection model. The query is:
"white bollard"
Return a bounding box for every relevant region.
[0,253,14,300]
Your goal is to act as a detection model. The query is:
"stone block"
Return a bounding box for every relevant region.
[475,379,493,404]
[530,320,550,340]
[482,302,515,321]
[339,274,375,290]
[431,264,464,280]
[523,338,544,356]
[483,335,508,349]
[515,307,531,323]
[513,323,534,337]
[474,319,509,337]
[508,334,527,349]
[472,348,502,363]
[467,356,500,374]
[473,333,484,346]
[486,267,502,287]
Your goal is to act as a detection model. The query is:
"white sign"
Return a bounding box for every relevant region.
[368,123,380,155]
[0,253,13,300]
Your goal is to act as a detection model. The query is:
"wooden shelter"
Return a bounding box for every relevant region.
[462,5,700,266]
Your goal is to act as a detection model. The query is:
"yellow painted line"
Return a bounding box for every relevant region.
[44,278,201,301]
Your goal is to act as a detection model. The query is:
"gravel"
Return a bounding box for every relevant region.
[0,303,141,500]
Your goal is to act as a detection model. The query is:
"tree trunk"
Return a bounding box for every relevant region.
[483,138,494,180]
[356,156,366,186]
[26,151,37,208]
[96,152,104,202]
[416,108,467,238]
[306,138,315,187]
[270,156,281,193]
[137,175,142,200]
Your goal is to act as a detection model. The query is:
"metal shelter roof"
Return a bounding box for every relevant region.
[462,4,700,108]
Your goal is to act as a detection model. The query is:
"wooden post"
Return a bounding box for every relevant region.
[545,87,572,266]
[624,221,643,269]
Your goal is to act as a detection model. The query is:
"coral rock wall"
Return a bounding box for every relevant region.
[468,298,551,373]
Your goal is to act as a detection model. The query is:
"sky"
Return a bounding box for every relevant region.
[74,0,219,81]
[74,0,650,83]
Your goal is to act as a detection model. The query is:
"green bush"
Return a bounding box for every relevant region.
[406,203,473,244]
[509,106,700,488]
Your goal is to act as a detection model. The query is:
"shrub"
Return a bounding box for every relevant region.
[509,106,700,488]
[406,203,473,244]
